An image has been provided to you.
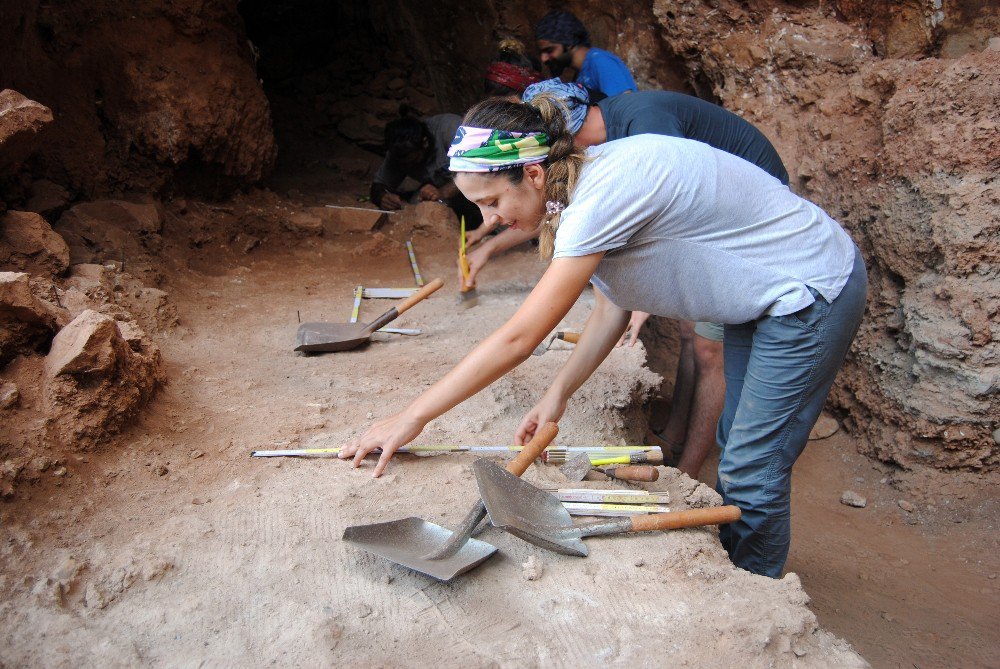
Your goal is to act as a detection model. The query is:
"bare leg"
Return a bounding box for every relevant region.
[658,320,696,451]
[676,334,726,479]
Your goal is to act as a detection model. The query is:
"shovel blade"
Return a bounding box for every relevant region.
[343,517,498,581]
[295,322,371,352]
[473,459,588,557]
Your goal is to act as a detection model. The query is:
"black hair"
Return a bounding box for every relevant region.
[384,107,430,158]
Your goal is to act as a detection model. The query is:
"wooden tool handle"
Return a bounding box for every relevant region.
[606,465,659,482]
[396,278,444,314]
[630,505,741,532]
[506,422,558,476]
[557,331,580,344]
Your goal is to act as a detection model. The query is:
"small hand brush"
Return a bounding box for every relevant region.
[458,215,479,309]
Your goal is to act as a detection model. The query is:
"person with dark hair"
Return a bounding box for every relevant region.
[340,95,867,580]
[370,110,481,225]
[535,9,636,97]
[484,39,544,100]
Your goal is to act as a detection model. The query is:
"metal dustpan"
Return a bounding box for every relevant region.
[473,459,741,557]
[295,278,442,353]
[342,423,559,582]
[343,517,497,581]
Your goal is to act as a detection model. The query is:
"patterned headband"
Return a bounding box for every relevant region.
[448,126,550,173]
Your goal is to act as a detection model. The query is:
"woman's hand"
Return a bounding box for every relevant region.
[515,392,567,445]
[338,411,426,477]
[616,311,651,347]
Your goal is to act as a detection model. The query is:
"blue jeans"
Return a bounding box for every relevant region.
[716,248,867,577]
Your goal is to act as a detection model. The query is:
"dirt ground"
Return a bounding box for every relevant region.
[1,197,997,667]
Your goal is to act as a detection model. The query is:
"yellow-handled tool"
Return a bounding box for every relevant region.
[458,216,479,309]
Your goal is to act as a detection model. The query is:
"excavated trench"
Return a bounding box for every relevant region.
[0,0,998,667]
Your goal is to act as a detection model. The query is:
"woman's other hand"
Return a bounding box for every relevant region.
[616,311,651,347]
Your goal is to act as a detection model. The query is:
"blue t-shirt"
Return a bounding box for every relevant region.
[576,48,637,97]
[598,91,789,184]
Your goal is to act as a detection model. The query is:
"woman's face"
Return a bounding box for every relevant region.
[455,165,547,233]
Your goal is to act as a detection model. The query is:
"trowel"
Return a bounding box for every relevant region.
[474,458,741,557]
[531,331,580,356]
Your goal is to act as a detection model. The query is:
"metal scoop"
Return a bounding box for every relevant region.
[295,278,443,353]
[342,423,558,581]
[473,459,741,557]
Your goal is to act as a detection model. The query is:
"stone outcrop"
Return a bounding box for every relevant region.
[44,309,163,446]
[0,2,275,198]
[0,271,67,367]
[54,200,166,284]
[0,90,53,176]
[0,210,70,276]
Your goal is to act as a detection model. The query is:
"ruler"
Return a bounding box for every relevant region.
[405,240,424,287]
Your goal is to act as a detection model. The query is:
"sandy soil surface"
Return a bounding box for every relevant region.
[0,200,996,667]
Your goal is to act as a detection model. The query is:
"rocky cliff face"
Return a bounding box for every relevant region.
[0,0,276,199]
[0,0,996,470]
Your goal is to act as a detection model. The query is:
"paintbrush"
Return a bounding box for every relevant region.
[458,215,479,308]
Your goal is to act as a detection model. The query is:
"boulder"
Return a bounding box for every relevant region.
[0,271,66,367]
[54,200,163,266]
[0,90,53,174]
[23,180,72,219]
[45,310,120,377]
[307,206,389,234]
[44,309,163,448]
[0,210,71,276]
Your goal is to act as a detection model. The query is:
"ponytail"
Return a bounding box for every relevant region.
[527,93,586,259]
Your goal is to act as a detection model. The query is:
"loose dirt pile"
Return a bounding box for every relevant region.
[0,200,868,666]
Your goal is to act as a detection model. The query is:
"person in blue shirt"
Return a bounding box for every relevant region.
[534,10,637,98]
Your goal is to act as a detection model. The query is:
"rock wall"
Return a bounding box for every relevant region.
[639,0,999,469]
[1,0,995,470]
[0,0,276,199]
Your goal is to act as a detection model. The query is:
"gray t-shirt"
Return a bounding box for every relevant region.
[552,135,856,324]
[373,113,461,189]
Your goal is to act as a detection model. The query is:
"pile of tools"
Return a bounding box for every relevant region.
[342,423,741,581]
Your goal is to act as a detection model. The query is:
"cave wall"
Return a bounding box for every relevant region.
[0,0,276,199]
[0,0,996,470]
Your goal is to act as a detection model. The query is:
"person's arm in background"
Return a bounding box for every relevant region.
[371,182,404,210]
[371,159,406,210]
[458,226,540,288]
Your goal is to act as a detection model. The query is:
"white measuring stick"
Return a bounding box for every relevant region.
[563,502,672,517]
[250,445,649,458]
[363,287,417,299]
[349,285,363,323]
[405,240,424,287]
[546,489,671,505]
[376,327,421,335]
